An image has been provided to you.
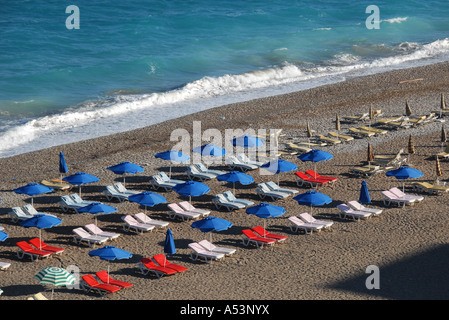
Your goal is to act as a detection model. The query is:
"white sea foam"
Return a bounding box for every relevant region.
[1,38,449,158]
[382,17,408,24]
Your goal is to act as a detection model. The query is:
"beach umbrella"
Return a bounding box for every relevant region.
[436,156,443,183]
[405,100,412,116]
[59,152,68,180]
[0,230,8,242]
[441,93,446,110]
[217,171,254,194]
[191,216,232,243]
[297,149,333,179]
[408,135,415,163]
[13,183,53,206]
[246,202,285,232]
[386,166,424,192]
[35,267,76,300]
[441,125,447,143]
[193,143,226,157]
[335,113,341,131]
[293,190,332,215]
[260,159,297,184]
[77,202,117,225]
[164,228,176,255]
[107,161,143,185]
[359,180,371,204]
[306,121,313,138]
[369,104,375,121]
[62,172,100,196]
[367,143,374,163]
[20,214,62,245]
[155,150,190,178]
[172,181,210,203]
[128,191,167,212]
[89,245,132,283]
[231,135,264,148]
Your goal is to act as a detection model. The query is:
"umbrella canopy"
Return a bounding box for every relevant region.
[128,191,167,211]
[59,152,68,179]
[77,202,117,224]
[0,230,8,242]
[164,228,176,255]
[386,166,424,191]
[261,159,297,174]
[298,149,333,163]
[172,181,210,202]
[155,150,190,178]
[246,203,285,219]
[14,183,53,205]
[359,180,371,204]
[89,245,132,261]
[20,214,62,229]
[193,144,226,157]
[217,171,254,193]
[62,172,100,196]
[191,216,233,233]
[107,161,143,184]
[231,135,264,148]
[293,190,332,215]
[35,267,76,300]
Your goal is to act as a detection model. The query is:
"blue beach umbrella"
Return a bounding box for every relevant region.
[59,152,68,180]
[20,214,62,244]
[191,216,232,243]
[62,172,100,196]
[88,245,133,283]
[155,150,190,178]
[217,171,254,194]
[193,144,226,157]
[246,202,285,231]
[359,180,371,204]
[260,159,298,184]
[164,228,176,255]
[128,191,167,212]
[293,190,332,215]
[232,135,264,148]
[77,202,117,225]
[107,161,144,185]
[14,183,54,206]
[172,180,210,203]
[298,149,334,179]
[386,166,424,191]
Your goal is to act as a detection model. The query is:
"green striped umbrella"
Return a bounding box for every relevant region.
[35,267,76,299]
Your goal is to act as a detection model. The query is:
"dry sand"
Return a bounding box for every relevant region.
[1,61,449,306]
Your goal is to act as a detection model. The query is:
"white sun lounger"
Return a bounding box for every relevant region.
[121,215,155,234]
[195,163,226,176]
[72,227,108,247]
[58,195,86,213]
[381,190,415,207]
[389,187,424,203]
[113,182,140,196]
[337,204,372,221]
[188,242,225,263]
[347,201,382,216]
[223,191,255,207]
[178,201,210,217]
[266,181,298,194]
[299,212,333,229]
[198,239,236,256]
[186,165,217,181]
[212,194,246,211]
[288,216,323,234]
[225,155,258,172]
[256,183,290,200]
[9,207,34,223]
[167,203,201,221]
[84,223,120,241]
[134,212,169,228]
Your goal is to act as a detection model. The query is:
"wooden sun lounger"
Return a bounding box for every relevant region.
[359,126,388,135]
[314,134,341,145]
[348,127,376,138]
[328,131,354,142]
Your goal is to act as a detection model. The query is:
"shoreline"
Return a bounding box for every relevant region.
[1,60,449,301]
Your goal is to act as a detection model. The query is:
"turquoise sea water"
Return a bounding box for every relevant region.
[1,0,449,157]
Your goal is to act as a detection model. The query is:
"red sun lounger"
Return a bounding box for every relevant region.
[241,229,276,248]
[252,226,288,242]
[95,270,133,288]
[81,274,121,296]
[138,258,178,278]
[16,241,53,261]
[29,238,65,254]
[152,254,188,273]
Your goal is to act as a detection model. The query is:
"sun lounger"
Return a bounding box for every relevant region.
[348,127,376,138]
[252,226,288,242]
[84,223,121,240]
[137,258,178,278]
[104,185,129,202]
[121,215,155,234]
[22,204,57,218]
[179,201,210,217]
[167,203,202,220]
[337,204,372,221]
[241,229,276,248]
[328,131,354,142]
[347,201,382,216]
[212,194,246,211]
[29,238,65,254]
[80,274,121,296]
[294,171,329,188]
[256,183,290,200]
[225,155,258,172]
[134,212,169,228]
[436,145,449,160]
[288,216,323,234]
[27,293,48,300]
[315,134,341,145]
[152,254,188,273]
[383,119,412,130]
[58,195,86,213]
[113,182,140,196]
[70,193,96,206]
[236,153,264,167]
[186,165,217,181]
[195,163,227,176]
[41,179,71,191]
[265,181,299,194]
[381,190,415,207]
[223,191,255,207]
[343,113,369,122]
[16,241,53,261]
[188,242,225,263]
[95,270,133,288]
[198,239,236,256]
[389,187,424,203]
[72,227,109,247]
[359,126,388,135]
[298,212,334,229]
[411,182,449,195]
[149,174,176,192]
[372,149,405,167]
[407,115,426,126]
[304,170,338,183]
[376,116,404,125]
[284,142,312,154]
[9,207,34,223]
[0,261,11,271]
[350,164,383,177]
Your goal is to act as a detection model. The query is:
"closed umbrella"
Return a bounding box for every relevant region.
[441,125,447,151]
[405,100,412,116]
[107,161,143,185]
[88,245,132,283]
[367,143,374,163]
[35,267,76,300]
[164,228,176,255]
[155,150,190,178]
[260,159,297,184]
[14,183,53,206]
[293,190,332,215]
[436,156,443,184]
[386,166,424,192]
[128,191,167,212]
[191,216,232,243]
[217,171,254,194]
[63,172,100,196]
[306,121,313,138]
[172,181,210,203]
[231,135,264,148]
[59,152,68,180]
[359,180,371,204]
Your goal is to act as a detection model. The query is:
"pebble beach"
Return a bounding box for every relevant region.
[1,60,449,304]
